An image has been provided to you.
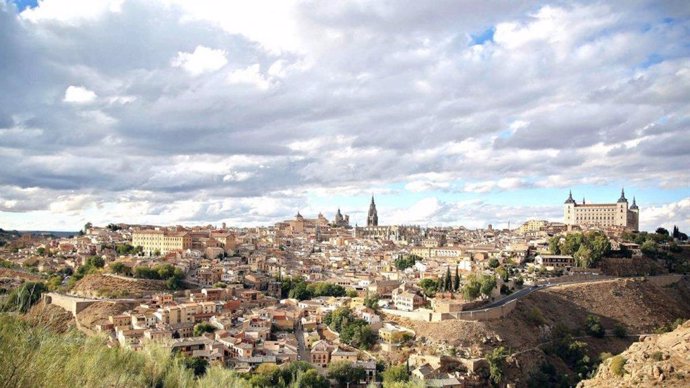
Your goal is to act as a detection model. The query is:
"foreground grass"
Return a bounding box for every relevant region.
[0,314,250,388]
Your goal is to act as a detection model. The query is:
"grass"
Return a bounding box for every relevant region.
[0,314,250,388]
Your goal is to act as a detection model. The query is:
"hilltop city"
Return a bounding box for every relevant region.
[1,191,689,387]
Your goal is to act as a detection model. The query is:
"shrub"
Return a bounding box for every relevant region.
[609,355,626,377]
[613,324,627,338]
[651,351,664,362]
[585,315,605,338]
[527,307,546,326]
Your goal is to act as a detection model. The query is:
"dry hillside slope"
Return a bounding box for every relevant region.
[71,274,168,298]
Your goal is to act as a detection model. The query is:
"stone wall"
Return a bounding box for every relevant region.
[43,292,97,316]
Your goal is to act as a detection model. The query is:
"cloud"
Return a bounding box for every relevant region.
[0,0,688,230]
[171,45,228,76]
[63,85,97,104]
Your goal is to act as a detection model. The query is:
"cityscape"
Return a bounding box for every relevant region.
[1,1,690,388]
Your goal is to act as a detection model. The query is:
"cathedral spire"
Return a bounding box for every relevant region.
[367,195,378,226]
[617,188,628,203]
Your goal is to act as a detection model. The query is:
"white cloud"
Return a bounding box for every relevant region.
[20,0,124,24]
[226,64,271,90]
[171,45,228,76]
[63,85,97,104]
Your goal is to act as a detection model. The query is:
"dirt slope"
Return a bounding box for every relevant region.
[76,301,137,330]
[71,274,168,298]
[579,320,690,387]
[23,302,76,333]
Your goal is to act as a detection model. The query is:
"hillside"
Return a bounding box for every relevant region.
[579,320,690,387]
[70,274,169,298]
[76,301,137,331]
[390,276,690,386]
[23,302,75,333]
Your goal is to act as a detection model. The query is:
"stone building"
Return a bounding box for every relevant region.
[563,189,639,231]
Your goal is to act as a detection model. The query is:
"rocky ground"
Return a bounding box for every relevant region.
[579,320,690,387]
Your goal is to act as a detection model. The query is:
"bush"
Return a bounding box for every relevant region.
[527,307,546,326]
[609,355,626,377]
[651,351,664,362]
[2,281,47,312]
[613,324,627,338]
[585,315,605,338]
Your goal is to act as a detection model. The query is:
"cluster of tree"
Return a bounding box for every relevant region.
[549,231,611,268]
[67,256,106,287]
[462,273,497,301]
[110,261,133,276]
[363,294,379,310]
[394,254,421,270]
[544,324,600,383]
[622,229,674,245]
[418,278,439,297]
[106,223,121,231]
[115,243,143,256]
[671,225,688,241]
[324,307,377,350]
[279,278,347,300]
[0,281,47,312]
[133,264,185,290]
[238,361,329,388]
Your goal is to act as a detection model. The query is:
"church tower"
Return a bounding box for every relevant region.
[367,196,379,226]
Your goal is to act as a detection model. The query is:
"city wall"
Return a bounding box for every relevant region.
[382,299,517,322]
[42,292,98,316]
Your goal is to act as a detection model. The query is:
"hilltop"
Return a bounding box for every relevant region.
[70,274,169,298]
[579,320,690,387]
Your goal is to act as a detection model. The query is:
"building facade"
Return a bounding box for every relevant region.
[563,189,639,231]
[132,229,192,256]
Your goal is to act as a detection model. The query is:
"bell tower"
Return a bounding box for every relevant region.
[367,196,379,227]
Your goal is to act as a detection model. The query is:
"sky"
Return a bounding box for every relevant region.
[0,0,689,232]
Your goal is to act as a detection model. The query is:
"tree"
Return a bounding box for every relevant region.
[495,267,509,282]
[487,346,507,386]
[419,278,438,297]
[548,236,562,255]
[88,256,105,268]
[574,245,593,268]
[453,266,460,292]
[328,361,366,387]
[444,266,452,292]
[382,364,409,385]
[193,322,216,336]
[295,369,329,388]
[110,262,130,276]
[488,258,500,269]
[585,315,605,338]
[83,222,92,233]
[462,275,481,301]
[656,227,669,236]
[641,240,658,257]
[480,275,497,298]
[181,356,208,377]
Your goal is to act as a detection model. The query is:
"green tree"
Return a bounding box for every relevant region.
[182,356,208,377]
[444,267,452,292]
[549,236,562,254]
[462,274,481,300]
[328,361,366,387]
[453,266,460,292]
[480,275,497,298]
[382,364,409,385]
[656,227,669,236]
[418,278,438,297]
[193,322,216,336]
[496,266,509,282]
[295,369,329,388]
[487,346,507,386]
[641,240,658,257]
[584,315,605,338]
[574,245,593,268]
[488,257,500,268]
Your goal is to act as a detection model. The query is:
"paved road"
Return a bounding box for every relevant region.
[480,285,540,309]
[294,322,310,362]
